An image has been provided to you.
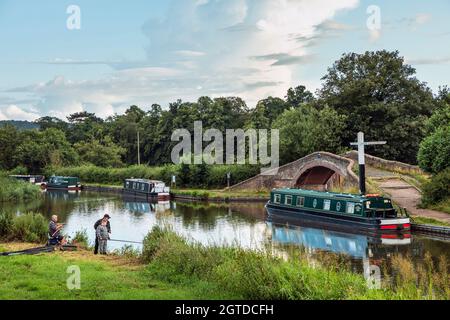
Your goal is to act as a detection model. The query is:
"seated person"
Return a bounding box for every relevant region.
[48,215,66,245]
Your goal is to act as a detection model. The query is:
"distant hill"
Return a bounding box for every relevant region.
[0,120,40,130]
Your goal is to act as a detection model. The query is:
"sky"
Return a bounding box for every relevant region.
[0,0,449,121]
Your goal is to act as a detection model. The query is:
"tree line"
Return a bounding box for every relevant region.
[0,50,448,178]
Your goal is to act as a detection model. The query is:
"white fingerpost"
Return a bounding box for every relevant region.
[350,132,386,195]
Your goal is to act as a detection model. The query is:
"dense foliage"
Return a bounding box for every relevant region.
[46,163,260,188]
[0,211,48,243]
[418,104,450,174]
[0,176,41,203]
[421,168,450,206]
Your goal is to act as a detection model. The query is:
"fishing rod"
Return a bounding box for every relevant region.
[108,239,143,244]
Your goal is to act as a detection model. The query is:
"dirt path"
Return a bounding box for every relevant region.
[375,178,450,223]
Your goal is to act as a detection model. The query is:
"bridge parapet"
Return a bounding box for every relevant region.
[229,152,358,191]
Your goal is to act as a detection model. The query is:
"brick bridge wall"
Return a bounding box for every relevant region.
[343,151,422,174]
[229,152,359,191]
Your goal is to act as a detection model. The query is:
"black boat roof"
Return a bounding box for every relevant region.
[271,188,387,202]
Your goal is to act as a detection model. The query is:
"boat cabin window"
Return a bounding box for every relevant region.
[285,195,293,206]
[323,199,331,211]
[274,194,281,204]
[336,202,342,212]
[346,202,355,214]
[296,197,305,207]
[126,181,130,188]
[312,199,318,208]
[141,183,145,191]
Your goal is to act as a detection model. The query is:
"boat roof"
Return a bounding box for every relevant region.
[126,178,164,184]
[51,176,79,179]
[271,188,379,202]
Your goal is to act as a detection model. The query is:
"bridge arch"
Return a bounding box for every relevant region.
[229,152,359,191]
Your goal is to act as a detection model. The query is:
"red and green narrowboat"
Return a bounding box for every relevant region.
[266,189,410,232]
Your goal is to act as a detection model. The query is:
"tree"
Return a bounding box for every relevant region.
[74,136,126,167]
[418,125,450,174]
[251,97,288,127]
[106,106,146,165]
[318,50,436,163]
[35,116,68,132]
[0,125,21,170]
[66,111,104,144]
[273,104,347,164]
[14,128,79,173]
[286,85,314,107]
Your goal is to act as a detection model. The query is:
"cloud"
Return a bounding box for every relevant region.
[406,57,450,65]
[0,105,39,121]
[414,13,432,25]
[251,53,316,66]
[4,0,360,119]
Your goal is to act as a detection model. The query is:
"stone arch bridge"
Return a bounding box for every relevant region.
[229,152,359,191]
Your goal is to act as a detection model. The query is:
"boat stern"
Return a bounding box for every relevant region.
[379,218,411,232]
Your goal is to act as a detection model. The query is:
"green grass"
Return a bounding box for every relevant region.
[1,227,448,300]
[428,198,450,215]
[0,244,231,300]
[172,188,269,200]
[411,216,450,227]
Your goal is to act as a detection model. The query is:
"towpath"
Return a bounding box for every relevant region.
[367,167,450,223]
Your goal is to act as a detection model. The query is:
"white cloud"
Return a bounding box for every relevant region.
[415,13,432,25]
[0,105,40,121]
[5,0,360,118]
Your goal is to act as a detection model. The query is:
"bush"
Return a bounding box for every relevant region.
[0,211,14,238]
[421,168,450,206]
[0,211,48,243]
[142,227,369,299]
[418,126,450,174]
[11,213,48,243]
[0,176,41,203]
[73,229,89,248]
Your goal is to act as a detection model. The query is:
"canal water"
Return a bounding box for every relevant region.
[2,191,449,280]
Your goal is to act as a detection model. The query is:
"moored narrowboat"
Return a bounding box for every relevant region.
[266,189,410,232]
[123,179,170,201]
[46,176,81,191]
[9,175,46,186]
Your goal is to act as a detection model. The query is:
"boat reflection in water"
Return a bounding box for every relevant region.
[123,198,172,215]
[267,216,412,287]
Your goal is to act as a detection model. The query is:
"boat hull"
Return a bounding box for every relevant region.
[123,189,171,202]
[45,184,81,191]
[266,203,410,233]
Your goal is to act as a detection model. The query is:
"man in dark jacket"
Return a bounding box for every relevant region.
[94,214,111,254]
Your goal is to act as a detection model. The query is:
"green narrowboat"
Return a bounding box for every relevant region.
[266,189,410,232]
[46,176,81,191]
[123,179,170,201]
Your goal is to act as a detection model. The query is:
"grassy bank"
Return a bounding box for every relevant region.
[171,188,269,200]
[0,176,41,203]
[0,227,448,300]
[0,243,219,300]
[411,216,450,227]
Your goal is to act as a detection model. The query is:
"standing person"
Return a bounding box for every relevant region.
[96,219,109,255]
[94,214,111,254]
